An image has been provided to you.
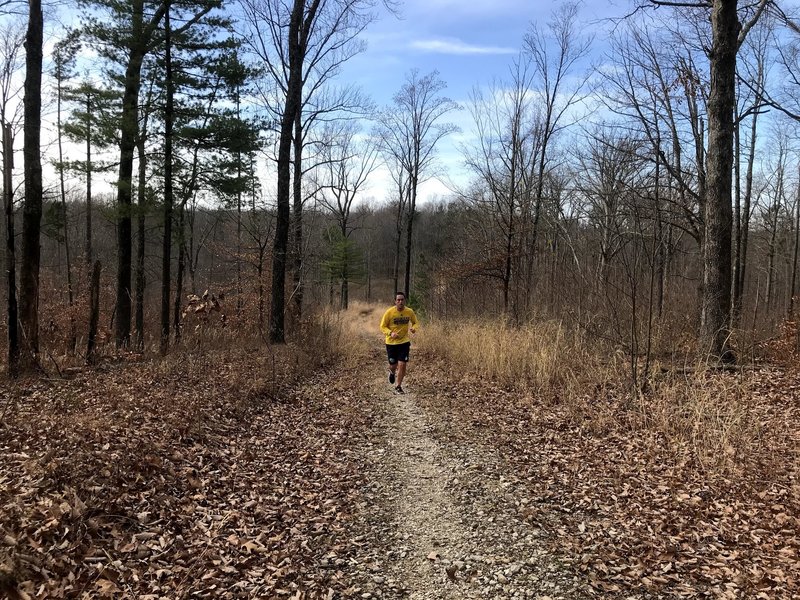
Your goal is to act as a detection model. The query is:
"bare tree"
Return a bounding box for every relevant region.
[641,0,770,360]
[700,0,769,360]
[52,33,80,352]
[523,1,592,285]
[315,121,379,308]
[160,0,174,355]
[757,127,790,312]
[462,58,538,318]
[383,147,409,295]
[239,0,377,342]
[733,14,772,322]
[377,69,459,298]
[575,126,644,284]
[0,19,23,375]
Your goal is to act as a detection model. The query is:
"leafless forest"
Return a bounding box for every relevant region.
[2,1,800,369]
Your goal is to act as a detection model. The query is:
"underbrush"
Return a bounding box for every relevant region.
[416,318,603,397]
[308,301,374,366]
[416,317,783,478]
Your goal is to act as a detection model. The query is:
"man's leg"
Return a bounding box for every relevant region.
[388,359,397,384]
[396,360,407,387]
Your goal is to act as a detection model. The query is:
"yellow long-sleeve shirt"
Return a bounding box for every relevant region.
[380,306,418,344]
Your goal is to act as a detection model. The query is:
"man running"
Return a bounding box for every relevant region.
[380,291,418,394]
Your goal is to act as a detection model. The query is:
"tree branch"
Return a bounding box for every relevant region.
[649,0,711,8]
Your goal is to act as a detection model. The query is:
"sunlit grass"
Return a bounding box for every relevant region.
[415,317,602,396]
[415,316,765,474]
[309,301,375,368]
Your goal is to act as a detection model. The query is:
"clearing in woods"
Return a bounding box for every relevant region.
[0,304,797,598]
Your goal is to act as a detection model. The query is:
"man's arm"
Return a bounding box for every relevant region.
[380,309,393,337]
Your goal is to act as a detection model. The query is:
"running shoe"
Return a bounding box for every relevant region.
[395,386,404,394]
[389,371,395,384]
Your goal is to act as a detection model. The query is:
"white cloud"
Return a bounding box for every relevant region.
[400,0,538,20]
[410,38,517,56]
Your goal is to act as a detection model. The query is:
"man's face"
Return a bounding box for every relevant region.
[395,294,405,310]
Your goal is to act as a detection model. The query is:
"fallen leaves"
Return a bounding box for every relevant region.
[0,347,374,598]
[3,339,800,598]
[413,357,800,598]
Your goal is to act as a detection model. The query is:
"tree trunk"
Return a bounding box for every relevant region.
[732,109,742,318]
[269,0,306,344]
[766,203,779,312]
[3,123,18,376]
[292,106,303,320]
[701,0,738,362]
[789,164,800,320]
[87,260,101,365]
[135,134,146,350]
[20,0,43,371]
[393,199,403,294]
[85,91,93,269]
[258,254,265,330]
[403,173,418,298]
[56,64,76,353]
[160,0,174,355]
[236,160,242,316]
[341,270,348,310]
[115,3,153,348]
[173,203,186,341]
[733,88,759,323]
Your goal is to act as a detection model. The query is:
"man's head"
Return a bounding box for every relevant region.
[395,291,406,310]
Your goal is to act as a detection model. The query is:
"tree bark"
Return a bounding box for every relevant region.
[291,105,303,320]
[115,12,146,348]
[403,170,417,298]
[733,87,759,323]
[173,203,186,341]
[135,132,146,350]
[115,0,169,348]
[270,0,321,343]
[85,91,93,269]
[701,0,738,362]
[3,122,18,376]
[160,0,174,355]
[790,164,800,320]
[20,0,43,371]
[87,260,101,365]
[56,58,76,353]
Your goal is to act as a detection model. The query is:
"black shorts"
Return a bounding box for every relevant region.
[386,342,411,364]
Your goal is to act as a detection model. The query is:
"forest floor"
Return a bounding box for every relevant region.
[0,309,799,599]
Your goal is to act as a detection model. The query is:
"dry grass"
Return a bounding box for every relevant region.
[19,299,778,479]
[417,316,769,475]
[631,370,761,474]
[416,317,607,397]
[303,301,376,367]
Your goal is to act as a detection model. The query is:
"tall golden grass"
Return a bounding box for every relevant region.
[415,318,607,396]
[415,316,764,474]
[308,301,376,367]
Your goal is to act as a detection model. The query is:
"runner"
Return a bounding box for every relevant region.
[380,291,418,394]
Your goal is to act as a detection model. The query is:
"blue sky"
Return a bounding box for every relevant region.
[341,0,627,203]
[36,0,628,204]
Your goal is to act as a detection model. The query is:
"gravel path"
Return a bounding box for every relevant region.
[349,353,586,599]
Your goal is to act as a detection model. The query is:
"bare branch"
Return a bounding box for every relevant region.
[650,0,711,7]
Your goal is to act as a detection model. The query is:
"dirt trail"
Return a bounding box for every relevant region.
[347,349,583,600]
[370,376,472,597]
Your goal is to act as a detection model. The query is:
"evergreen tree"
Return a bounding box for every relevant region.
[78,0,225,347]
